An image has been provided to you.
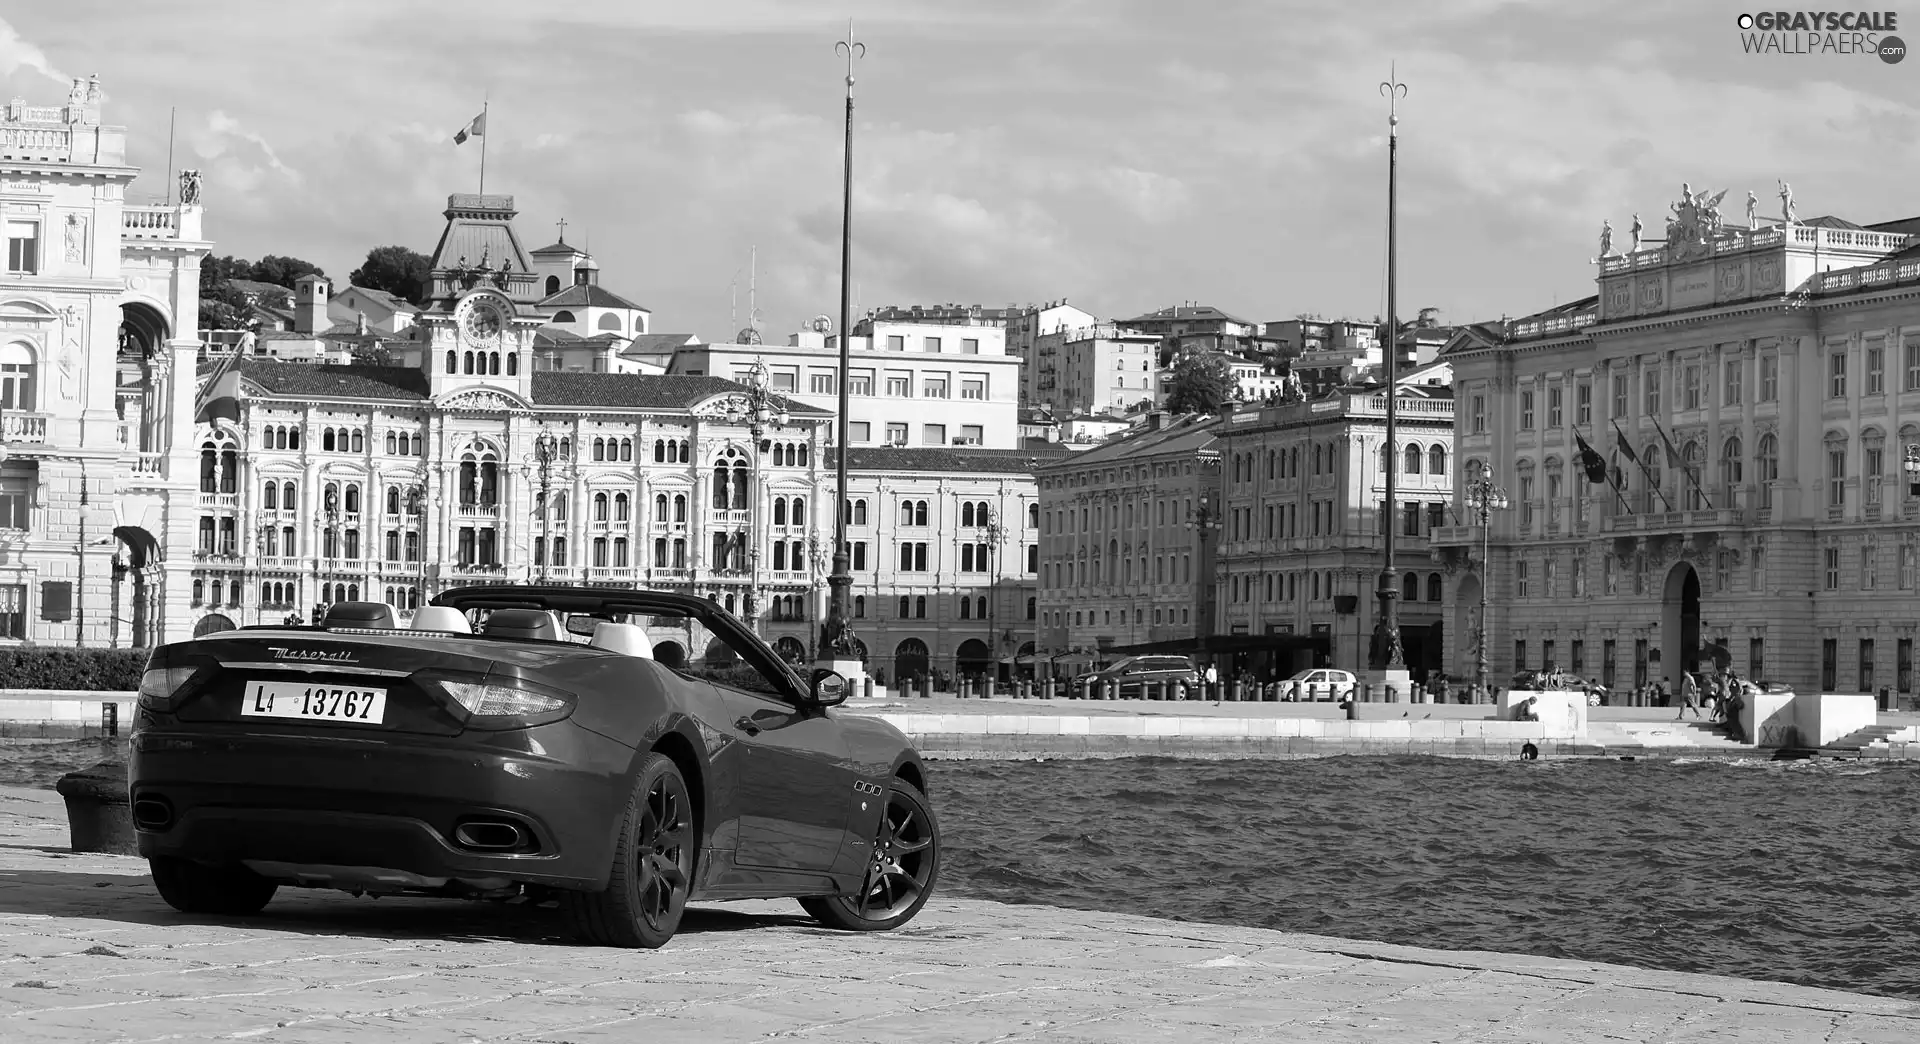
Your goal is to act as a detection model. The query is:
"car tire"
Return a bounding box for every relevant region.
[801,777,939,933]
[148,856,277,916]
[562,752,694,948]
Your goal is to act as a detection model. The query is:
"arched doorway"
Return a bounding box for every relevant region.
[654,639,686,670]
[1453,574,1483,679]
[1660,560,1701,686]
[955,638,992,681]
[702,637,738,666]
[193,613,236,638]
[893,638,929,686]
[773,636,805,663]
[112,525,163,647]
[119,302,171,453]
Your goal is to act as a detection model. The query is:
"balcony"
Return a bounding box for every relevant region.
[131,453,164,477]
[1429,525,1482,546]
[455,501,500,518]
[2,412,49,444]
[450,563,507,577]
[587,567,636,582]
[122,205,180,239]
[197,492,238,509]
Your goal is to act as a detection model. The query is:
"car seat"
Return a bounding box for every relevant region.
[411,606,471,633]
[323,601,397,629]
[588,621,653,658]
[480,608,561,641]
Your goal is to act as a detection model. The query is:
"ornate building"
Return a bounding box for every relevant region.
[1434,183,1920,696]
[1,81,207,647]
[1215,366,1455,679]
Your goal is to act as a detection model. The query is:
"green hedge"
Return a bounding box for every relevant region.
[0,648,150,691]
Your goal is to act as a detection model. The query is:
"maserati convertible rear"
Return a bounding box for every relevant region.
[128,590,940,948]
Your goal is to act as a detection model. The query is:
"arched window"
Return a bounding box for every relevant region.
[544,275,560,295]
[385,487,399,515]
[489,351,500,375]
[592,438,605,461]
[597,313,623,332]
[792,498,805,527]
[445,350,457,374]
[0,341,37,411]
[322,430,336,452]
[1402,572,1419,601]
[1756,433,1778,482]
[960,597,972,619]
[1379,444,1388,472]
[350,431,363,453]
[553,310,576,324]
[712,460,731,509]
[1027,503,1038,528]
[506,352,518,376]
[773,498,788,525]
[654,439,666,462]
[898,596,910,618]
[1427,572,1443,602]
[593,491,609,521]
[914,596,927,618]
[1404,444,1422,474]
[900,499,914,525]
[976,596,987,618]
[1429,445,1446,475]
[620,438,633,461]
[914,500,928,526]
[263,482,278,510]
[385,433,397,455]
[343,484,361,514]
[674,494,687,522]
[654,537,668,566]
[463,351,474,375]
[282,481,296,508]
[614,492,629,521]
[855,595,866,618]
[961,502,975,526]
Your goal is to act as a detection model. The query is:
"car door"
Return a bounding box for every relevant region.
[710,682,856,873]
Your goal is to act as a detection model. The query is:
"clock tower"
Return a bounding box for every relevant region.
[414,193,543,400]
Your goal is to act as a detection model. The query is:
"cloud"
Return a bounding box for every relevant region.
[0,15,69,86]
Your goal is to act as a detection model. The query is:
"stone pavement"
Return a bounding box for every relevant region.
[3,788,1917,1042]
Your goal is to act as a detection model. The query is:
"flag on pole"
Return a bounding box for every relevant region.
[1656,421,1684,469]
[453,111,486,145]
[1610,420,1638,465]
[1573,430,1610,484]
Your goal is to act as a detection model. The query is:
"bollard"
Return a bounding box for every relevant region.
[101,701,119,738]
[863,677,874,699]
[919,675,933,699]
[55,760,136,855]
[1227,680,1241,702]
[1152,679,1167,701]
[1363,683,1374,703]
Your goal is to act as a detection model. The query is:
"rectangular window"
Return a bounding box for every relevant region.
[1643,369,1661,415]
[852,541,867,571]
[0,583,24,638]
[1822,638,1838,692]
[1828,448,1847,507]
[1401,501,1420,536]
[5,221,37,274]
[961,337,980,354]
[1518,475,1534,528]
[1867,445,1884,506]
[0,488,28,530]
[1901,638,1913,694]
[1542,639,1557,672]
[1830,351,1847,398]
[922,336,940,353]
[1683,364,1701,409]
[848,421,871,443]
[1471,395,1486,434]
[1760,353,1778,401]
[1906,337,1920,391]
[922,424,946,446]
[1634,638,1649,690]
[1867,339,1885,394]
[959,424,983,443]
[809,373,835,395]
[885,334,904,351]
[960,378,985,400]
[1862,546,1877,589]
[1601,639,1617,689]
[0,361,32,411]
[922,377,949,398]
[885,375,911,397]
[1548,386,1563,428]
[1613,374,1629,417]
[884,422,907,445]
[1570,639,1585,675]
[1576,381,1592,424]
[1519,390,1535,430]
[1860,638,1876,693]
[1514,639,1527,672]
[848,370,874,395]
[1825,546,1841,590]
[1515,560,1530,598]
[1427,502,1445,531]
[1749,637,1765,681]
[770,370,796,392]
[1724,359,1742,405]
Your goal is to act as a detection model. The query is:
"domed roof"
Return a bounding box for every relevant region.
[573,255,600,270]
[737,327,763,345]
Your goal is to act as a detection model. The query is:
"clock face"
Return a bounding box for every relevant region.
[460,299,503,346]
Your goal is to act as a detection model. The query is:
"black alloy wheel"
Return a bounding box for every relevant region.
[148,856,278,916]
[802,777,939,932]
[564,752,694,948]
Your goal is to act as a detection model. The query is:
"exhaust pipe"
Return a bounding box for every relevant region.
[452,819,529,851]
[132,798,174,831]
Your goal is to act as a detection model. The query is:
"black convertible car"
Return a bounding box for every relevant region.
[127,585,938,948]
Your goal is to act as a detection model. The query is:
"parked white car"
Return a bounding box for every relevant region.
[1277,668,1358,701]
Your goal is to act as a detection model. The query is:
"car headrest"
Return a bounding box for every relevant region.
[589,621,653,658]
[482,608,561,642]
[411,606,471,633]
[323,601,397,629]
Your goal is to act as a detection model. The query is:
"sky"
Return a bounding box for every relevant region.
[4,1,1917,338]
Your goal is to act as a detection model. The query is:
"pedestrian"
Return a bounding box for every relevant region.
[1659,676,1673,707]
[1675,671,1702,720]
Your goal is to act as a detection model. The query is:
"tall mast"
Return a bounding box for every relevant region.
[1371,65,1409,675]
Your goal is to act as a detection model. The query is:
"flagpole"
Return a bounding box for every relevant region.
[1654,416,1713,510]
[164,107,176,205]
[478,98,489,195]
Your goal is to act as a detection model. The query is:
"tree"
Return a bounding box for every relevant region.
[349,245,432,305]
[248,254,325,289]
[1162,356,1236,414]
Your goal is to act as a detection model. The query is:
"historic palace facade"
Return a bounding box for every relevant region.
[1434,185,1920,696]
[2,81,207,647]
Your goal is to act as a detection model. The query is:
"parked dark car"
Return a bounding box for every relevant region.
[1087,655,1201,697]
[127,586,939,949]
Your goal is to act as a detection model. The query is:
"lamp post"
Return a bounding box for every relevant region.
[806,534,829,660]
[983,509,1007,688]
[723,358,788,634]
[528,429,558,584]
[1186,494,1223,671]
[821,21,866,666]
[1370,66,1410,674]
[405,483,427,608]
[1464,476,1509,703]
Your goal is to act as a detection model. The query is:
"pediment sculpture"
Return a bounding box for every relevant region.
[437,389,525,413]
[1664,182,1730,263]
[692,393,754,420]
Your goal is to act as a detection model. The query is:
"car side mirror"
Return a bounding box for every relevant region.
[809,669,850,707]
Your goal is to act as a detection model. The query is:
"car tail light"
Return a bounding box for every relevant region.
[433,680,575,729]
[137,667,201,712]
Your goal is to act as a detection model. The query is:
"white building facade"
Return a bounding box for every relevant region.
[2,83,207,647]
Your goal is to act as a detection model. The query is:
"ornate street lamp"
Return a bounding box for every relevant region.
[820,21,866,666]
[528,429,559,584]
[1185,495,1223,662]
[982,508,1007,683]
[1464,475,1510,702]
[405,483,428,606]
[1370,66,1410,675]
[723,359,789,634]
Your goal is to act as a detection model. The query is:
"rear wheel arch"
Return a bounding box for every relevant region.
[649,727,707,847]
[893,757,925,797]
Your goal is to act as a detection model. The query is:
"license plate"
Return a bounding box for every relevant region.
[241,681,388,724]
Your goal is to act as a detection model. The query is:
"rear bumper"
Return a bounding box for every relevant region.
[127,720,637,891]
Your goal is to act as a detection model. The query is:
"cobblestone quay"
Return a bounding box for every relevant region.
[3,787,1916,1042]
